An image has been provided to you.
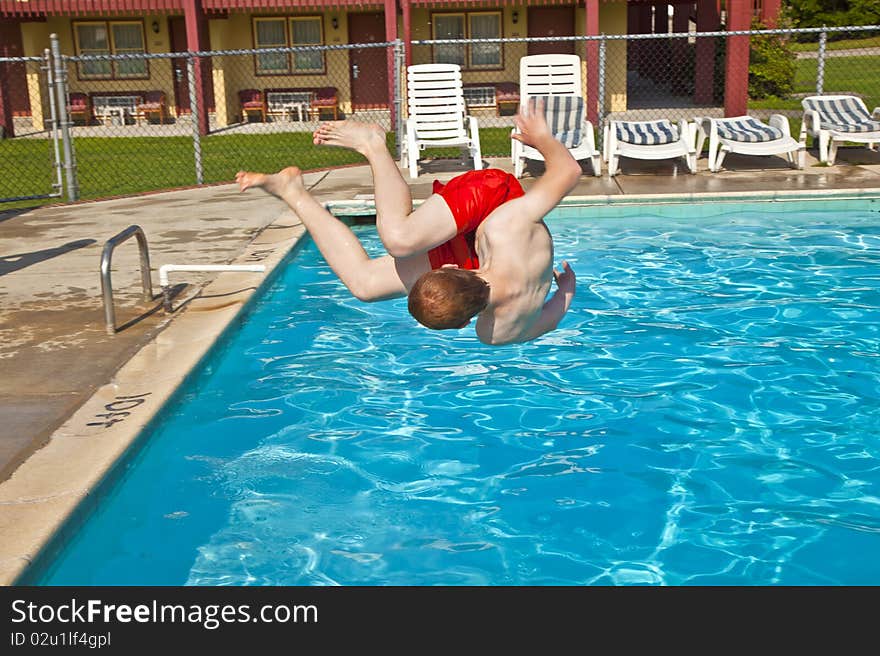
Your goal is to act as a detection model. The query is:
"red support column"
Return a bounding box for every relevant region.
[761,0,782,28]
[385,0,397,127]
[694,0,719,104]
[671,3,691,94]
[183,0,210,136]
[724,0,751,117]
[402,0,412,67]
[584,0,599,126]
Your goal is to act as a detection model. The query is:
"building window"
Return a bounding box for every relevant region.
[433,11,501,69]
[74,21,147,79]
[254,16,324,75]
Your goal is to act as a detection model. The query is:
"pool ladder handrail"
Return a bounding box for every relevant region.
[100,224,154,335]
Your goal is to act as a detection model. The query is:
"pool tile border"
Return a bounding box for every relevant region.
[3,187,880,585]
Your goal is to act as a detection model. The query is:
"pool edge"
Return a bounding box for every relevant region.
[0,209,307,586]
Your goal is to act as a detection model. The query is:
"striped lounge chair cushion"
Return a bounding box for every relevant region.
[615,120,679,145]
[716,116,783,142]
[534,95,584,148]
[803,96,880,133]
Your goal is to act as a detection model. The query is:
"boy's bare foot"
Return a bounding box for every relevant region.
[236,166,304,200]
[312,120,385,156]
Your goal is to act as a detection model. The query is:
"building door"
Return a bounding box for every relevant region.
[348,13,389,109]
[0,20,31,120]
[527,7,576,56]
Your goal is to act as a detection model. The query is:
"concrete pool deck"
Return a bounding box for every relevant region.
[1,147,880,584]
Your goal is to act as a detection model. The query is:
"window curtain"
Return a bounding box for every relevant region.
[292,19,323,71]
[76,24,111,77]
[112,23,147,77]
[469,14,501,67]
[434,15,465,67]
[256,19,289,73]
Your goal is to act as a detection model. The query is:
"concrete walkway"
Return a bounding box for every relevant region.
[1,147,880,482]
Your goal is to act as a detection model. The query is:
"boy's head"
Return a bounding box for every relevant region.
[407,267,490,330]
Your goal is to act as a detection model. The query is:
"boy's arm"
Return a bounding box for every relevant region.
[510,100,582,226]
[521,261,576,341]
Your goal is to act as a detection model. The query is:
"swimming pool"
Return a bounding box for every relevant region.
[30,195,880,585]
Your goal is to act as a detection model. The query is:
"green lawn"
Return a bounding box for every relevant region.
[1,127,516,211]
[788,35,880,52]
[749,54,880,112]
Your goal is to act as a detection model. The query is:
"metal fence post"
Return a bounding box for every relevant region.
[49,33,78,201]
[598,35,607,141]
[43,48,64,198]
[816,28,827,94]
[187,55,204,185]
[393,39,404,160]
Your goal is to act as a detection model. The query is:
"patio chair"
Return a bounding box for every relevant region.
[403,63,482,179]
[309,87,339,121]
[603,118,696,176]
[134,91,167,125]
[239,88,265,123]
[67,92,92,126]
[495,82,520,116]
[800,95,880,165]
[695,115,804,172]
[512,54,601,177]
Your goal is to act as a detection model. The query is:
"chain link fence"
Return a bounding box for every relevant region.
[0,53,63,205]
[1,25,877,207]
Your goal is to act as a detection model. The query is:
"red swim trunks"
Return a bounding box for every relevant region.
[427,169,524,270]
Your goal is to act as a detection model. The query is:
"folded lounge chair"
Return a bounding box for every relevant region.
[800,95,880,165]
[695,115,804,172]
[512,54,601,177]
[603,119,696,176]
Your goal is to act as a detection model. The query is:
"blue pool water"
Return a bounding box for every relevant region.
[35,197,880,585]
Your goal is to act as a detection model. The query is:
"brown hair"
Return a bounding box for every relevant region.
[408,268,490,330]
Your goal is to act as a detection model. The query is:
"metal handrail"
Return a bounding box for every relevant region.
[100,225,153,335]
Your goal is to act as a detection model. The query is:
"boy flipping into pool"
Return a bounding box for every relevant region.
[236,99,579,345]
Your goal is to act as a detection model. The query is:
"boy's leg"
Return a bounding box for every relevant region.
[314,121,457,258]
[236,167,431,302]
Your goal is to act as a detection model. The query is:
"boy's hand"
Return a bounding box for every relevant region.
[511,98,553,148]
[553,261,576,296]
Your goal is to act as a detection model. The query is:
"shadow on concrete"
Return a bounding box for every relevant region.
[0,206,43,225]
[113,298,166,333]
[113,285,190,333]
[0,239,96,276]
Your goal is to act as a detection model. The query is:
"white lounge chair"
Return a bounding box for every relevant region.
[695,115,804,172]
[402,63,482,179]
[603,118,696,176]
[800,95,880,165]
[512,54,601,177]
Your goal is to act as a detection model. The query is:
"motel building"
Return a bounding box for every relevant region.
[0,0,781,138]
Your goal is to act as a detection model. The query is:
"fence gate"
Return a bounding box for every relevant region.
[0,51,64,205]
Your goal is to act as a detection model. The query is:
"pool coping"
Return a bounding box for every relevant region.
[2,186,879,585]
[326,186,880,216]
